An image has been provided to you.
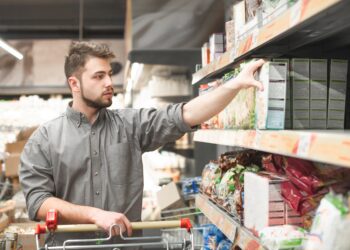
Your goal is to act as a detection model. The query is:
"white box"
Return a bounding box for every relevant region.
[256,62,287,129]
[310,59,328,129]
[273,58,291,129]
[291,59,310,129]
[327,59,348,129]
[225,20,235,51]
[156,182,184,210]
[233,1,246,42]
[244,172,288,232]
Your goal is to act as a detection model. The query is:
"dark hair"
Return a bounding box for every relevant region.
[64,41,115,79]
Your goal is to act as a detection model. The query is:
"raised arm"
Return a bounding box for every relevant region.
[183,59,265,127]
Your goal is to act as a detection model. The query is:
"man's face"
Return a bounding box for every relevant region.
[79,57,114,109]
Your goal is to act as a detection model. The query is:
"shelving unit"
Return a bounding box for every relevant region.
[196,193,266,250]
[192,0,350,85]
[193,0,350,249]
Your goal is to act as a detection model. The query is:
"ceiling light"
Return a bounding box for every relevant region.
[0,39,23,60]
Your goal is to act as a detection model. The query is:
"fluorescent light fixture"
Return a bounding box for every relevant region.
[0,39,23,60]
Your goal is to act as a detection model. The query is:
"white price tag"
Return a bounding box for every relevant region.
[290,0,302,27]
[297,133,312,157]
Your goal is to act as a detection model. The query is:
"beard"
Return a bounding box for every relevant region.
[80,83,114,109]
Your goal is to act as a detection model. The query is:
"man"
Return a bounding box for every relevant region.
[20,41,264,247]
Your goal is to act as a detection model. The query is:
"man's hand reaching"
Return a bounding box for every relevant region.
[224,59,265,91]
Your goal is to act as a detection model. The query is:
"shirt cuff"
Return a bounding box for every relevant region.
[174,102,199,133]
[27,192,53,221]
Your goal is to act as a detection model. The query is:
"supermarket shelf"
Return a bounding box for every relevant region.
[194,129,350,168]
[192,0,349,85]
[195,193,266,250]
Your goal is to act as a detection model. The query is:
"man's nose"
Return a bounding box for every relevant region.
[105,75,113,87]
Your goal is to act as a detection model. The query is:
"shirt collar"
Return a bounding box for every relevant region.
[66,101,106,127]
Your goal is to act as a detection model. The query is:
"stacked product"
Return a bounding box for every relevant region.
[291,58,310,129]
[209,33,225,62]
[202,224,232,250]
[327,59,348,129]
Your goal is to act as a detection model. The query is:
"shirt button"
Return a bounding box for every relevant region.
[91,131,95,135]
[94,171,98,176]
[95,191,100,195]
[93,151,98,155]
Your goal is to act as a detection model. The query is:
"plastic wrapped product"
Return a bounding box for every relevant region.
[303,193,350,250]
[259,225,306,250]
[217,239,232,250]
[201,161,222,196]
[284,157,323,195]
[202,224,226,250]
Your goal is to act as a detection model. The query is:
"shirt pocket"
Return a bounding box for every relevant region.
[105,142,142,186]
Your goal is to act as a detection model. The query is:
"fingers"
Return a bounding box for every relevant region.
[122,216,132,237]
[249,59,265,72]
[113,214,132,237]
[252,80,264,91]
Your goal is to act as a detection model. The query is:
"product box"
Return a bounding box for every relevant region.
[201,43,210,66]
[225,20,235,51]
[5,154,20,177]
[244,172,288,231]
[273,58,291,129]
[233,0,246,42]
[156,182,184,211]
[291,58,310,129]
[218,87,256,129]
[5,140,27,154]
[310,59,328,129]
[327,59,348,129]
[255,61,287,129]
[5,223,45,249]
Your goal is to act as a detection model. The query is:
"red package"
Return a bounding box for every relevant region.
[262,155,281,173]
[284,157,323,194]
[280,181,303,212]
[272,155,285,172]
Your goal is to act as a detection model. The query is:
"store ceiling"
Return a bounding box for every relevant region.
[0,0,126,39]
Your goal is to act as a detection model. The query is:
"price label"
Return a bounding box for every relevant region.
[290,0,302,27]
[297,133,312,157]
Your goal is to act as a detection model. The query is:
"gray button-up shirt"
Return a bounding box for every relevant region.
[19,102,195,247]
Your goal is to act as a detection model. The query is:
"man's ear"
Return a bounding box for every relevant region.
[68,76,80,92]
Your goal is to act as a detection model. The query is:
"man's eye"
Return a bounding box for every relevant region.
[95,74,104,79]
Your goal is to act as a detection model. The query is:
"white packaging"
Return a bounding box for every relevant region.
[233,1,246,42]
[310,59,328,129]
[256,62,287,129]
[327,59,348,129]
[225,20,235,51]
[291,58,310,129]
[244,172,288,232]
[273,58,291,129]
[201,43,210,66]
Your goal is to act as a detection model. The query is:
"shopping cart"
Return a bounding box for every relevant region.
[34,209,195,250]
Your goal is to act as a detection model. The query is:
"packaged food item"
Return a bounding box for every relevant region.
[182,177,201,196]
[201,162,221,196]
[218,66,256,129]
[259,225,306,250]
[202,224,226,250]
[284,157,323,195]
[303,193,350,250]
[216,239,232,250]
[262,154,284,173]
[255,61,288,130]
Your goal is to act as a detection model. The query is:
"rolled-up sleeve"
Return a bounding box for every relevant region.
[19,128,54,221]
[138,103,197,152]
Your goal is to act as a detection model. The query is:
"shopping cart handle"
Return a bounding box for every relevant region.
[35,209,193,234]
